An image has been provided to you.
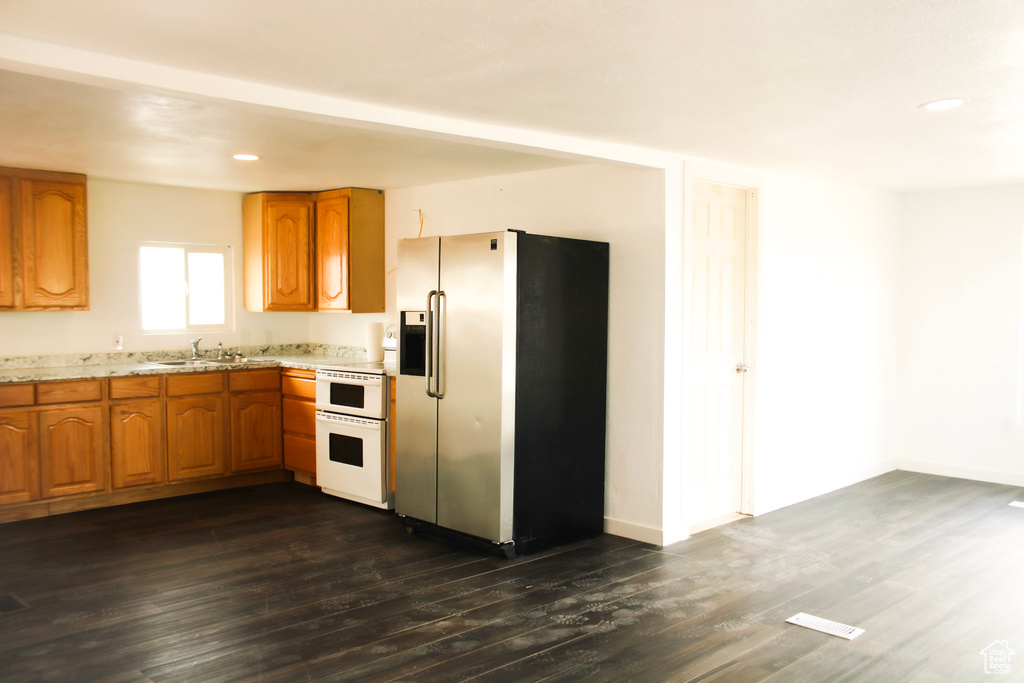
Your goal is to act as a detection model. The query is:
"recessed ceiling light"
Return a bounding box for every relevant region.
[919,98,966,111]
[232,153,260,161]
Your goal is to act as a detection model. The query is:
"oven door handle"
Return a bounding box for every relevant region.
[425,290,438,398]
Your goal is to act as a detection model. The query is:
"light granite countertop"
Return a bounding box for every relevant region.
[0,343,394,384]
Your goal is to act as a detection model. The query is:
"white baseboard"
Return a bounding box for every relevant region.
[604,517,664,546]
[898,459,1024,488]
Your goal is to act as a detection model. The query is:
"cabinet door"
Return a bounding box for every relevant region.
[0,410,39,504]
[231,391,282,472]
[39,405,105,498]
[316,193,350,310]
[264,197,315,311]
[347,188,385,313]
[166,396,227,481]
[19,178,89,309]
[0,176,13,308]
[110,401,164,489]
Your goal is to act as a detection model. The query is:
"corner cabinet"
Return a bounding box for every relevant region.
[315,188,385,312]
[243,188,384,313]
[243,193,315,311]
[0,166,89,311]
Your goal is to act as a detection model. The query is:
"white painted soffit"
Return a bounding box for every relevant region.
[0,32,679,173]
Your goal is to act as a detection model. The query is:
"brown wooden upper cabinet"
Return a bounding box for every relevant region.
[0,166,89,310]
[243,188,384,313]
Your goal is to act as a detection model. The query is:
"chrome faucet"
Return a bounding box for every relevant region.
[190,337,203,359]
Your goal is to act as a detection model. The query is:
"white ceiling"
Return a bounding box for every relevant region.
[0,70,575,192]
[1,0,1023,192]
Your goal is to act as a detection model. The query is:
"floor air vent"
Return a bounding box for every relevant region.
[0,594,30,614]
[786,612,864,640]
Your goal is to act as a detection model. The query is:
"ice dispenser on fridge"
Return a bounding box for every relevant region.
[399,311,427,376]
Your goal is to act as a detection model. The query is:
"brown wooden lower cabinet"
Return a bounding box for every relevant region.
[166,395,227,482]
[110,400,164,489]
[281,368,316,478]
[231,391,282,472]
[0,410,39,504]
[0,368,297,522]
[38,405,105,498]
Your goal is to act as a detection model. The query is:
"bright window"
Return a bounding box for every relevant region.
[139,243,233,333]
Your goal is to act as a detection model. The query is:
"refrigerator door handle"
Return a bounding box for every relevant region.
[425,290,438,398]
[436,290,447,399]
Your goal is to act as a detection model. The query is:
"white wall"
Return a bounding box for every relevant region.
[309,164,668,537]
[751,172,902,514]
[898,184,1024,485]
[1,179,310,357]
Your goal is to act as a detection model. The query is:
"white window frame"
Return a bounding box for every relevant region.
[138,241,234,335]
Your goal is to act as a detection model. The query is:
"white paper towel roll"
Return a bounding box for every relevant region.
[365,322,384,362]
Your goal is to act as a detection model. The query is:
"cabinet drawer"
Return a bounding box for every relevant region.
[166,372,225,396]
[36,379,102,404]
[229,369,280,392]
[0,383,35,408]
[282,397,316,436]
[281,372,316,400]
[110,375,161,399]
[283,433,316,474]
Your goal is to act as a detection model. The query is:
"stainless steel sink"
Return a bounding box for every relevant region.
[146,359,215,367]
[145,357,273,367]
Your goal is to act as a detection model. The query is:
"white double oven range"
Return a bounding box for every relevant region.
[314,362,392,509]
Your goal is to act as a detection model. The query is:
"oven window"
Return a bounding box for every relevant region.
[328,433,364,468]
[330,383,365,409]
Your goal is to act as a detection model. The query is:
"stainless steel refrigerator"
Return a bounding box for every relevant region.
[396,230,608,557]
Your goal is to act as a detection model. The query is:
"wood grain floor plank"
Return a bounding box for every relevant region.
[2,473,1023,682]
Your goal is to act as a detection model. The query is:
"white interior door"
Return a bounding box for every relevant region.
[688,181,750,530]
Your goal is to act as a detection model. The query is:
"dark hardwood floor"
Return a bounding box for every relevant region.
[1,471,1023,682]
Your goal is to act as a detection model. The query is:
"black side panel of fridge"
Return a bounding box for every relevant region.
[513,233,609,553]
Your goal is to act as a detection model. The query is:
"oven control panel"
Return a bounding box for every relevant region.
[316,410,383,430]
[316,369,383,385]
